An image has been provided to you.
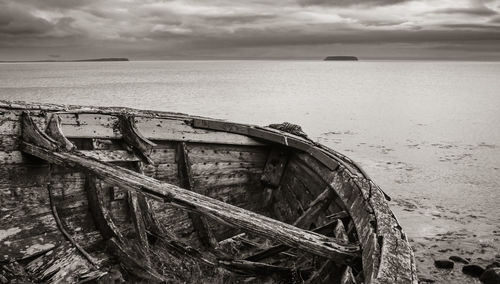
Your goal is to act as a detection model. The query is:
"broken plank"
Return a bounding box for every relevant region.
[244,219,339,262]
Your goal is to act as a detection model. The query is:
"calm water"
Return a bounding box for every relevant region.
[1,60,499,247]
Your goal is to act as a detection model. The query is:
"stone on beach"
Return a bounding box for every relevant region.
[462,264,485,277]
[434,259,454,269]
[480,268,500,284]
[449,255,469,264]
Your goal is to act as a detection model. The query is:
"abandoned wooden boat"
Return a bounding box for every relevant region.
[0,100,417,283]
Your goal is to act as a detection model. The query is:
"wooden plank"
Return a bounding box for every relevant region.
[190,162,263,177]
[21,142,361,264]
[187,144,267,164]
[59,113,120,139]
[192,118,339,170]
[177,142,219,250]
[57,113,264,146]
[136,117,263,146]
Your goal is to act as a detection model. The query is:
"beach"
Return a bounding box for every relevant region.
[1,60,499,282]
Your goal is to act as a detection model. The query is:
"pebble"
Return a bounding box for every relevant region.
[480,268,500,284]
[418,276,436,283]
[486,262,500,270]
[434,259,454,269]
[449,255,469,264]
[462,264,485,278]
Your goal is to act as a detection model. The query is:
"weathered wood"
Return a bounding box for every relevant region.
[118,115,156,164]
[107,237,165,283]
[261,148,289,208]
[127,191,150,261]
[304,260,340,284]
[55,112,264,146]
[192,118,339,170]
[86,175,165,282]
[136,116,264,146]
[328,211,349,220]
[24,243,104,283]
[219,259,309,279]
[245,219,338,262]
[177,142,219,250]
[47,179,98,267]
[22,111,58,151]
[79,150,140,162]
[46,114,75,151]
[21,142,361,264]
[134,193,217,266]
[293,186,335,229]
[341,266,357,284]
[261,148,288,187]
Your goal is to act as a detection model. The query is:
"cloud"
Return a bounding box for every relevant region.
[432,6,498,16]
[298,0,409,7]
[0,1,54,35]
[0,0,500,60]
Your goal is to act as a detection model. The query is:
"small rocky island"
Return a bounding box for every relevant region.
[73,58,129,62]
[324,56,358,61]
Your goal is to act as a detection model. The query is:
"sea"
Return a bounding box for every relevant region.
[1,60,499,279]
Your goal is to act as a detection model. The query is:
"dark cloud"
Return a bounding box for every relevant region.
[0,2,53,35]
[298,0,408,7]
[432,6,498,16]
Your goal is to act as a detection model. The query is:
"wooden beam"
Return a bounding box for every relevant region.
[20,142,361,265]
[21,111,58,151]
[85,175,163,282]
[177,142,219,250]
[46,114,75,151]
[135,192,217,266]
[127,191,150,260]
[47,181,98,267]
[118,115,156,164]
[245,219,339,262]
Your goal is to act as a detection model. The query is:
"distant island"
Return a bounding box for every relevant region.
[324,56,358,61]
[0,58,129,63]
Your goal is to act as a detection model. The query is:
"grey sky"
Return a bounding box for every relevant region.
[1,0,499,60]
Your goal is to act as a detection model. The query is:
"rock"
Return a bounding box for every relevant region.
[462,264,485,277]
[486,262,500,270]
[418,276,436,283]
[450,255,470,264]
[480,268,500,284]
[434,259,454,269]
[324,56,358,61]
